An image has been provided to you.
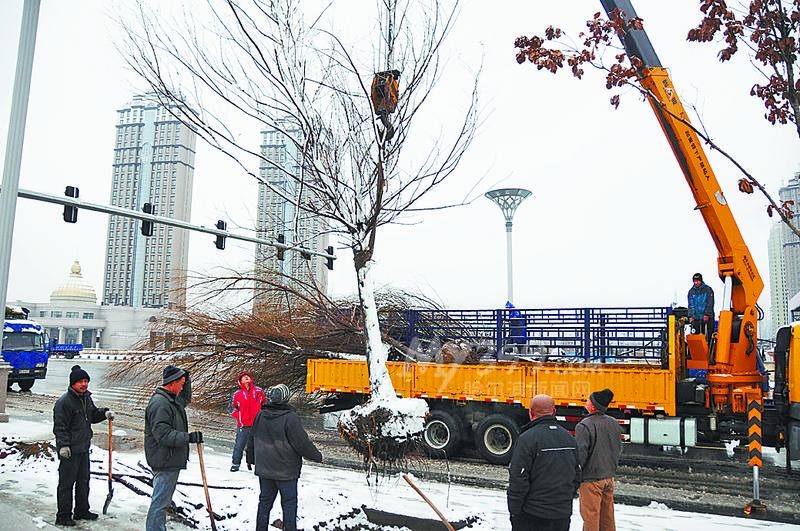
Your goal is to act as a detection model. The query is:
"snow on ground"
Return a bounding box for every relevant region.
[1,418,799,531]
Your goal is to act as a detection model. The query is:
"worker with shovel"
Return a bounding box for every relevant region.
[144,365,203,531]
[53,365,113,527]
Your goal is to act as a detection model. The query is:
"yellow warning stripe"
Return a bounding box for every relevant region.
[747,400,763,468]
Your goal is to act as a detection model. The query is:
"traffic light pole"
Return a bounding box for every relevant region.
[0,0,41,422]
[9,186,337,263]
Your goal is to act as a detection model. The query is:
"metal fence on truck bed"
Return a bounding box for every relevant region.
[380,306,672,363]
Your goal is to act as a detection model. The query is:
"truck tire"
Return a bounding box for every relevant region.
[423,410,464,458]
[474,413,520,465]
[17,380,34,392]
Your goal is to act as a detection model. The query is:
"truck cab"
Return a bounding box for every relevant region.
[3,310,49,392]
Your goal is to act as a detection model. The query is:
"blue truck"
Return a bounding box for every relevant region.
[50,341,83,359]
[3,306,49,391]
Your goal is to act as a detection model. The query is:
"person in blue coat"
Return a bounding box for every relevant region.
[688,272,715,344]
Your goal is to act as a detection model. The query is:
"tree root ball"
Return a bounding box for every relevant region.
[337,397,428,465]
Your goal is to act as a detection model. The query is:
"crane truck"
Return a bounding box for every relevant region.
[306,1,798,475]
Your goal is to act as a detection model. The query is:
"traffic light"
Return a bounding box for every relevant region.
[141,202,154,236]
[215,219,227,250]
[277,234,285,261]
[325,245,335,270]
[63,186,79,223]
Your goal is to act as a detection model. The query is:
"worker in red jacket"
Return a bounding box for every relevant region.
[228,371,266,471]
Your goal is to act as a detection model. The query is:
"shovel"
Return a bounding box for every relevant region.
[196,441,218,531]
[402,474,455,531]
[102,417,114,514]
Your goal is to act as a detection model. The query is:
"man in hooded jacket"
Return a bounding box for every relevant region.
[247,384,323,531]
[228,370,266,471]
[53,365,112,527]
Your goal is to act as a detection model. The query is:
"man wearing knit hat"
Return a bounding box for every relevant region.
[144,365,202,531]
[53,365,113,526]
[575,388,623,531]
[688,272,715,345]
[247,383,322,531]
[228,370,266,471]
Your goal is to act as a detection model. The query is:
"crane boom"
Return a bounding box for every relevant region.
[599,0,764,413]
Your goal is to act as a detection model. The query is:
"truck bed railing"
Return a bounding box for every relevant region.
[380,306,672,362]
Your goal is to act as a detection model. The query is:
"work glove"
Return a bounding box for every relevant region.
[105,410,115,420]
[188,431,203,444]
[58,447,71,459]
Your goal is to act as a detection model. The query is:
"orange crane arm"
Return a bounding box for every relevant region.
[599,0,764,403]
[599,0,763,312]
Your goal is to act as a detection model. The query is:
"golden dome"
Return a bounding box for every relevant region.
[50,260,97,304]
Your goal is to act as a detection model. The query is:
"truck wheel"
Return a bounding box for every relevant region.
[474,413,520,465]
[17,380,34,392]
[423,410,464,458]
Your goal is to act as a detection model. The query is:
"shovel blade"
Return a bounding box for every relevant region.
[102,484,114,514]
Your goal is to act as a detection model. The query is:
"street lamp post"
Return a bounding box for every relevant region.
[485,188,531,303]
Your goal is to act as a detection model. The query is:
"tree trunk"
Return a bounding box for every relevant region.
[355,253,395,401]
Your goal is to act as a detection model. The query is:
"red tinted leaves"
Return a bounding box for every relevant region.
[688,0,798,131]
[768,200,796,219]
[513,10,644,107]
[738,178,755,193]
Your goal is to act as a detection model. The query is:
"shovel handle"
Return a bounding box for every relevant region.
[402,474,456,531]
[196,442,218,531]
[107,418,113,481]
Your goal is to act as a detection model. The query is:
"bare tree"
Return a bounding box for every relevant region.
[513,6,800,236]
[119,0,478,462]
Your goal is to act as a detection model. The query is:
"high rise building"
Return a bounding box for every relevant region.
[254,118,329,311]
[768,220,788,336]
[102,95,196,310]
[779,173,800,300]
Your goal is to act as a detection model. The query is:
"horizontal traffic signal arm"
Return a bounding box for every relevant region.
[4,185,336,265]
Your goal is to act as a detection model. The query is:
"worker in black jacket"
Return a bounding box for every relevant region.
[248,384,322,531]
[52,365,112,527]
[507,394,580,531]
[144,365,202,531]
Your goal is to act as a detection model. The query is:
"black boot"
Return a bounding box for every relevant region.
[74,510,98,520]
[55,517,77,527]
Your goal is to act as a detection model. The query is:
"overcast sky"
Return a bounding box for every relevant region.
[1,1,797,329]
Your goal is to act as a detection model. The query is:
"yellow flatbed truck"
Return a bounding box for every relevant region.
[308,311,693,464]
